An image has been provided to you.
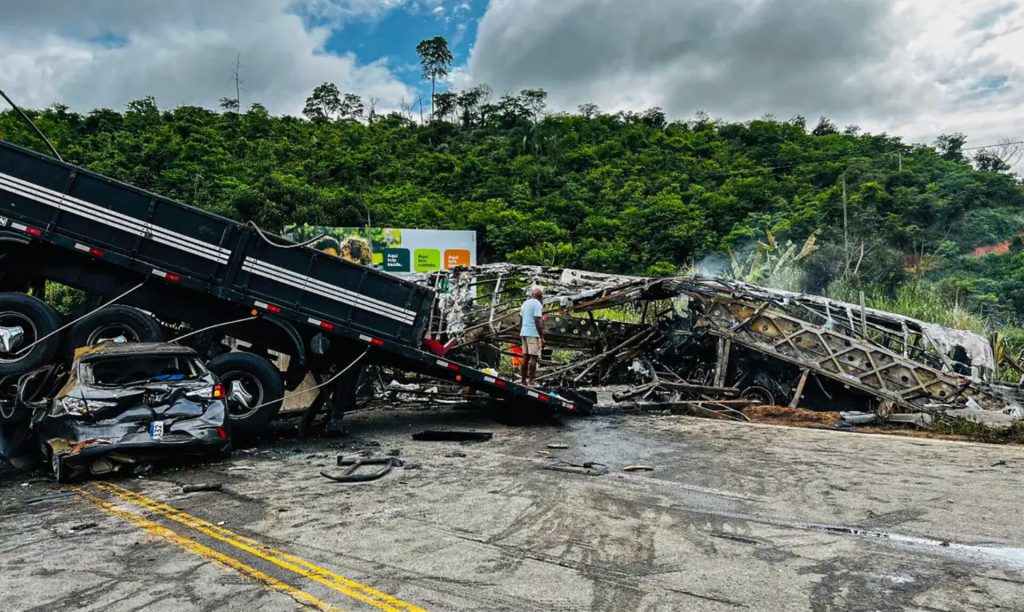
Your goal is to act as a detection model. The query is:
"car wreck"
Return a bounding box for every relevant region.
[8,342,231,481]
[413,264,1024,426]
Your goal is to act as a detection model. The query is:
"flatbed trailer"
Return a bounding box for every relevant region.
[0,139,587,444]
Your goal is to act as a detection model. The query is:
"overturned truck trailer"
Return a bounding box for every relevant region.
[417,265,1024,424]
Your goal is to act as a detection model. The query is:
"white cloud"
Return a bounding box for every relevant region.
[0,0,415,115]
[465,0,1024,149]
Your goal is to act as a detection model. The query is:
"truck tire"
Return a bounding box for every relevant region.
[207,352,284,441]
[68,305,163,352]
[0,292,61,377]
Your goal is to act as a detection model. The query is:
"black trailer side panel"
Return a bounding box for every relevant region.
[0,139,432,345]
[0,141,237,282]
[238,237,431,343]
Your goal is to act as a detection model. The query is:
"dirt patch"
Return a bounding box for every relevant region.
[743,405,841,426]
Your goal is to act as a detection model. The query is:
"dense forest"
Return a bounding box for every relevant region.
[2,85,1023,332]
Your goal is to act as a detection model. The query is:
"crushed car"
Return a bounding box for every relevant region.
[12,342,232,481]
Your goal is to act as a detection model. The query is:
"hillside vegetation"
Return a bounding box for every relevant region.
[2,94,1023,331]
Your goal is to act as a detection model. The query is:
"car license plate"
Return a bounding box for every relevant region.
[149,420,165,440]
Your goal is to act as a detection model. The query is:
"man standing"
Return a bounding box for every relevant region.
[519,287,545,386]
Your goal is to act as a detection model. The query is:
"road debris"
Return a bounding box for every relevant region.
[181,483,223,493]
[23,491,74,504]
[416,264,1024,428]
[320,456,403,483]
[541,461,609,476]
[623,464,655,472]
[67,522,99,533]
[411,430,493,442]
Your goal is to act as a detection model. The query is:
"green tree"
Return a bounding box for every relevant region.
[433,91,457,122]
[303,82,342,122]
[936,132,968,162]
[415,36,453,121]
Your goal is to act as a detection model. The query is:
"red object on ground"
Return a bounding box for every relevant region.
[510,344,523,370]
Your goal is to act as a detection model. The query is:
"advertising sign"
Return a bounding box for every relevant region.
[283,225,476,274]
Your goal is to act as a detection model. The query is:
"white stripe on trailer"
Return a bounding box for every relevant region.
[0,172,233,261]
[528,391,540,399]
[0,172,231,264]
[10,222,27,232]
[0,175,229,263]
[242,257,418,323]
[151,268,171,278]
[242,257,418,320]
[242,257,417,325]
[254,300,269,309]
[307,317,323,326]
[73,243,91,252]
[436,359,449,368]
[358,334,373,342]
[484,376,496,383]
[243,259,415,324]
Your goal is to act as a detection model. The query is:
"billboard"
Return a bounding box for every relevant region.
[283,225,476,274]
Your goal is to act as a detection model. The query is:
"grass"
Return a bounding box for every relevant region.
[930,416,1024,444]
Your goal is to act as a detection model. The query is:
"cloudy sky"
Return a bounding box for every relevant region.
[1,0,1022,148]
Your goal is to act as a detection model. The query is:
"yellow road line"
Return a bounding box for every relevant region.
[94,482,428,612]
[73,487,341,612]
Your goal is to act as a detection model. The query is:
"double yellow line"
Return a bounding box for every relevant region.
[77,482,427,612]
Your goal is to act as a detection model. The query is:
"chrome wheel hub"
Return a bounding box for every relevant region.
[229,380,254,408]
[0,325,25,354]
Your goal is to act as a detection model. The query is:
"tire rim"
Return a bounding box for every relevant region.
[740,386,775,406]
[219,370,265,419]
[0,312,37,363]
[86,323,141,346]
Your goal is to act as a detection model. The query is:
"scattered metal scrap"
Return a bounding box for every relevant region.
[415,265,1024,426]
[320,456,403,483]
[411,430,493,442]
[182,483,223,493]
[540,461,609,476]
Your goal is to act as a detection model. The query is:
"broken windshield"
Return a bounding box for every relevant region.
[81,355,202,387]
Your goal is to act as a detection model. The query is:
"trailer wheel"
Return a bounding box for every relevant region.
[207,352,284,440]
[0,293,61,377]
[68,305,163,351]
[740,386,775,407]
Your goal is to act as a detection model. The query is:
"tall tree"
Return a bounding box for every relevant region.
[339,93,365,121]
[578,103,600,119]
[936,132,968,162]
[303,82,342,122]
[434,91,457,122]
[415,36,453,121]
[520,88,548,121]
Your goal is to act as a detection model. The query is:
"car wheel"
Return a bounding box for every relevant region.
[207,352,284,441]
[68,305,163,352]
[740,385,775,407]
[0,292,61,378]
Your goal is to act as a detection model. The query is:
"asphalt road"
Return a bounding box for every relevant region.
[2,406,1024,611]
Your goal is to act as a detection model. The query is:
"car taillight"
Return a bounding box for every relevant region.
[215,427,228,440]
[212,384,226,399]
